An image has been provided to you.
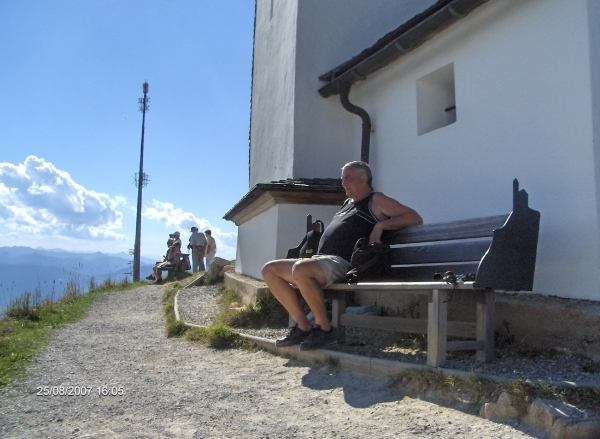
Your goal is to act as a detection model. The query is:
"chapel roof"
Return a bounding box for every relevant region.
[318,0,490,98]
[223,178,344,223]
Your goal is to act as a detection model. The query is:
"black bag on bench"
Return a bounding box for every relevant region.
[346,238,391,283]
[286,220,324,259]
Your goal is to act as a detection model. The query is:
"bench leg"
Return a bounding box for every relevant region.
[331,298,346,343]
[427,289,448,367]
[476,289,495,362]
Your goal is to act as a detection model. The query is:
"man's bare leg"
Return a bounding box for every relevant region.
[262,260,312,331]
[291,259,331,331]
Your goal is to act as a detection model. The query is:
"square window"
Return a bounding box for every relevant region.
[417,63,456,135]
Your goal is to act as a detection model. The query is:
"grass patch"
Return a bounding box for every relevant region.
[184,324,252,349]
[0,276,141,387]
[161,273,204,338]
[163,281,186,337]
[214,286,288,329]
[389,369,600,414]
[162,279,278,351]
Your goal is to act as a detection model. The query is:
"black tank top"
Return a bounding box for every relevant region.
[318,192,379,262]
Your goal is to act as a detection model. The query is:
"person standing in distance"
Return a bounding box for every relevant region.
[188,226,207,272]
[262,161,422,350]
[204,230,217,269]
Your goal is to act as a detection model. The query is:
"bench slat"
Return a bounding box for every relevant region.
[383,215,508,244]
[389,262,481,281]
[391,239,492,265]
[326,281,477,291]
[340,314,476,338]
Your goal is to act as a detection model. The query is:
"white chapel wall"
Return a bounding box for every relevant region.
[249,0,298,187]
[235,203,341,280]
[589,0,600,242]
[235,207,279,279]
[342,0,600,300]
[292,0,439,180]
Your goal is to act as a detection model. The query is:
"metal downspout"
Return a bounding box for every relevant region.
[339,82,371,164]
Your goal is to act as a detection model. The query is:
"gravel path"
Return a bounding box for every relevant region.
[0,284,538,438]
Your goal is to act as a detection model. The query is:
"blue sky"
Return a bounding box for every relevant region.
[0,0,255,260]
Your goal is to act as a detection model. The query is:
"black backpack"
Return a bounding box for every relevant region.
[287,220,324,259]
[346,238,391,283]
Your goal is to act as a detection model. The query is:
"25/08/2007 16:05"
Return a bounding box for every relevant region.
[36,385,124,396]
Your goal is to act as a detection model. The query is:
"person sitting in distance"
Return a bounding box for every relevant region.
[262,161,422,350]
[150,242,182,284]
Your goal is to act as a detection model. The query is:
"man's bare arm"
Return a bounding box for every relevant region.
[369,192,423,243]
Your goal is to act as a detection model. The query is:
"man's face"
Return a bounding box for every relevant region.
[341,166,367,199]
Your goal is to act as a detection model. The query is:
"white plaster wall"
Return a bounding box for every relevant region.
[250,0,442,185]
[235,203,341,280]
[276,204,341,259]
[249,0,298,187]
[589,0,600,251]
[235,206,279,280]
[344,0,599,299]
[293,0,439,179]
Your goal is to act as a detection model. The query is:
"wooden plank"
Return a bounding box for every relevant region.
[389,263,482,281]
[447,340,485,351]
[476,289,495,362]
[331,298,346,343]
[326,281,478,291]
[427,289,448,367]
[340,314,476,338]
[390,240,492,265]
[341,314,427,333]
[383,215,508,244]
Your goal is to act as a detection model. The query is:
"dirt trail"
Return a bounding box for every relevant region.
[0,285,539,438]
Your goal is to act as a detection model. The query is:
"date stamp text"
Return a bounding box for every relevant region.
[36,385,125,396]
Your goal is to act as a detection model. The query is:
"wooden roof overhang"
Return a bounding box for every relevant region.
[318,0,491,98]
[223,179,346,226]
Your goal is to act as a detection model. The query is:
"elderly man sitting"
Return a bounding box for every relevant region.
[147,242,182,284]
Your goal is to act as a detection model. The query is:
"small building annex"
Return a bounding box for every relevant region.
[225,0,600,303]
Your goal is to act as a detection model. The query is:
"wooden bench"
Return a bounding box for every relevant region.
[320,179,540,367]
[157,253,191,274]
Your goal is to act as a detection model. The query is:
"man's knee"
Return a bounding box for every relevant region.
[262,259,295,283]
[261,260,278,278]
[291,259,321,283]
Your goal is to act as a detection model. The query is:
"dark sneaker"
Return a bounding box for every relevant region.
[275,324,311,347]
[299,325,337,351]
[146,275,155,280]
[154,278,163,284]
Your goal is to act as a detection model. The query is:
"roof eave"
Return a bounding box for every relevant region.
[223,180,345,224]
[318,0,490,98]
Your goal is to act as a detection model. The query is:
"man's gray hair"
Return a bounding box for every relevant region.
[343,161,373,190]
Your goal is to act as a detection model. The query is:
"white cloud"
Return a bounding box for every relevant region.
[0,156,125,241]
[143,199,237,259]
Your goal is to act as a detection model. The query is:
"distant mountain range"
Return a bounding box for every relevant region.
[0,247,157,311]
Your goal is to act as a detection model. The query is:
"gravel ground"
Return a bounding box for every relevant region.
[0,283,539,438]
[179,285,600,387]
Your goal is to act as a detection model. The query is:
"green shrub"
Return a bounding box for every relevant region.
[216,288,288,329]
[185,324,244,349]
[5,290,42,321]
[166,320,187,338]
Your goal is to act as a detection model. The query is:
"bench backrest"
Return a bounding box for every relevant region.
[381,179,540,291]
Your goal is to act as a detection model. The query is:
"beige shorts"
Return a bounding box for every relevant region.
[310,254,352,287]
